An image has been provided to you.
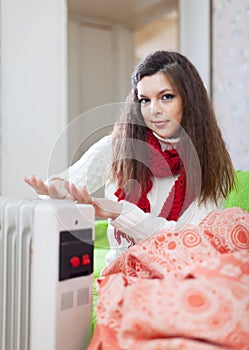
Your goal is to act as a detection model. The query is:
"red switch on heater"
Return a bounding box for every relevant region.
[70,256,80,268]
[82,253,90,265]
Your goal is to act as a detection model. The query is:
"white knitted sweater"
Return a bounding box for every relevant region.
[49,134,225,264]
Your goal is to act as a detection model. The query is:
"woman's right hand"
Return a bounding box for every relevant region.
[24,175,73,199]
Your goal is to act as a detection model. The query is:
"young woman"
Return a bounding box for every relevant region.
[24,50,234,264]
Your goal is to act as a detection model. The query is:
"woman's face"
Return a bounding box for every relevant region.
[137,72,183,139]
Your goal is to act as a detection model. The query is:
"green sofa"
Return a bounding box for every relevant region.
[224,170,249,212]
[93,220,109,331]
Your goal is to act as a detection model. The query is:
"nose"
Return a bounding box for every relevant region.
[150,100,162,116]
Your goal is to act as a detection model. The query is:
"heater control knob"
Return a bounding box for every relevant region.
[70,256,81,268]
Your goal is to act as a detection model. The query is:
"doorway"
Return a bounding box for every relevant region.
[67,0,179,164]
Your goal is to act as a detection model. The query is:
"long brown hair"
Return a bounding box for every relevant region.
[111,50,234,205]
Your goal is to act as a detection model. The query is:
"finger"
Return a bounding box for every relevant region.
[64,193,73,200]
[32,177,47,194]
[70,184,93,204]
[80,187,93,203]
[24,175,44,194]
[64,181,70,193]
[69,184,83,202]
[30,175,41,191]
[24,176,33,186]
[63,182,73,200]
[30,175,39,186]
[24,175,37,187]
[36,178,49,195]
[48,184,61,198]
[92,198,122,219]
[61,181,72,199]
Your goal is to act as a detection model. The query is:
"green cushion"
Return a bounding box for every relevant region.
[92,220,109,332]
[225,170,249,212]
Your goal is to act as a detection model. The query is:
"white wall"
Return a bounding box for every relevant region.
[1,0,68,197]
[179,0,211,94]
[212,0,249,170]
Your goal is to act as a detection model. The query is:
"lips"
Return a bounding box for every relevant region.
[152,120,170,127]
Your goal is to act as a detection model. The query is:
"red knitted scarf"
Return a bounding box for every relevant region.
[114,129,189,247]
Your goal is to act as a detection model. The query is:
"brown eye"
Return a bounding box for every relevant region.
[138,98,150,105]
[162,94,174,100]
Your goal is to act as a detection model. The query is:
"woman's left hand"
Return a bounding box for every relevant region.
[69,184,122,220]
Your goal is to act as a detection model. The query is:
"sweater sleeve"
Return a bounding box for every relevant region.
[110,197,225,244]
[47,135,112,194]
[111,200,176,243]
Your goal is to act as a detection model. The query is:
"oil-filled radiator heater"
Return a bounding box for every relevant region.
[0,197,95,350]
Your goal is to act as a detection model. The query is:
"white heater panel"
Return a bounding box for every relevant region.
[0,198,94,350]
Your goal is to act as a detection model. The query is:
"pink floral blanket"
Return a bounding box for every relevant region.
[88,208,249,350]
